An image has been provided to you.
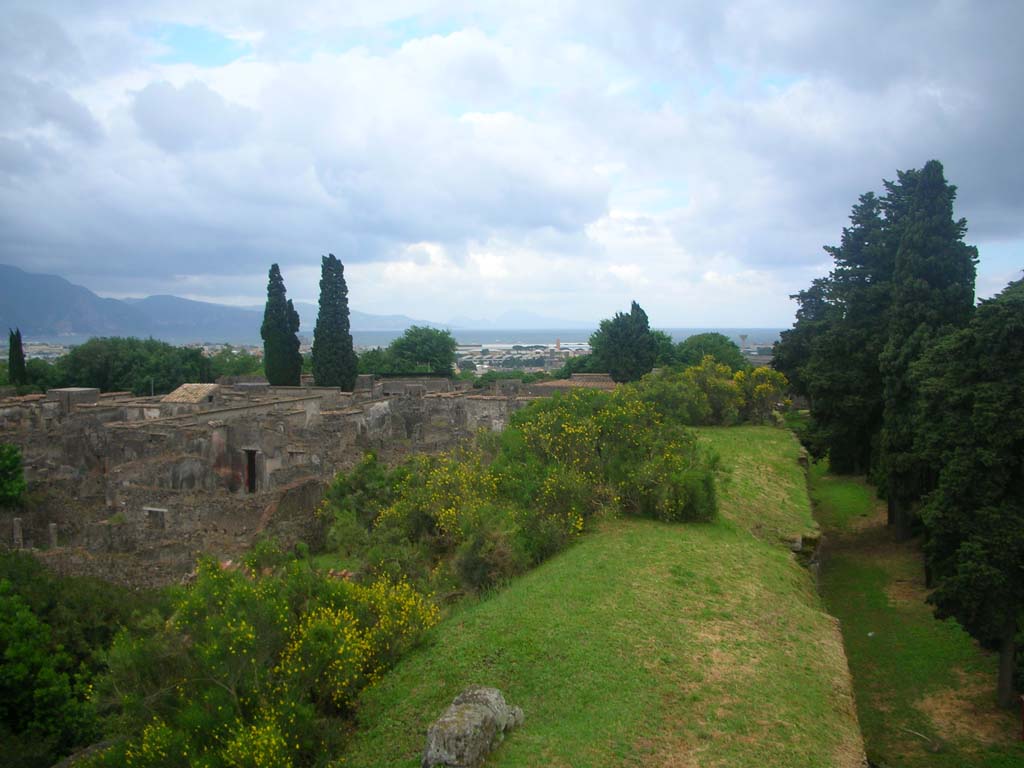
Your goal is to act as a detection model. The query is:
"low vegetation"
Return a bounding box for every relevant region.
[341,428,863,767]
[320,381,720,597]
[0,552,165,768]
[0,443,26,506]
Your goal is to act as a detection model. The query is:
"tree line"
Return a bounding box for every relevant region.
[260,254,458,386]
[773,159,1022,706]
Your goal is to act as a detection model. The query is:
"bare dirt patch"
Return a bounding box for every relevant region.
[885,578,924,604]
[915,670,1018,747]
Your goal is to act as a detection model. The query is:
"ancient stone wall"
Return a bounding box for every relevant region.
[0,382,538,586]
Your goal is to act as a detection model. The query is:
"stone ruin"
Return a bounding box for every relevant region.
[0,376,557,586]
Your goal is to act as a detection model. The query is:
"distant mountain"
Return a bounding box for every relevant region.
[0,264,438,343]
[0,264,143,338]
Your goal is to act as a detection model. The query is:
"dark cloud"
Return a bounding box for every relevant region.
[0,74,102,142]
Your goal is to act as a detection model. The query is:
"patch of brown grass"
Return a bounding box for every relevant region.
[915,670,1018,747]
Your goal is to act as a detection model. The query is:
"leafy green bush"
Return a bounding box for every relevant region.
[455,521,520,591]
[0,443,27,506]
[0,552,165,768]
[0,580,97,768]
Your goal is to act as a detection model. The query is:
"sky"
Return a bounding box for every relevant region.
[1,1,1022,327]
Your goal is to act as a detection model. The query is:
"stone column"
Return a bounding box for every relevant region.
[48,522,58,548]
[13,517,23,549]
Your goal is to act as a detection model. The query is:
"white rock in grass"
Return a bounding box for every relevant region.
[422,687,523,768]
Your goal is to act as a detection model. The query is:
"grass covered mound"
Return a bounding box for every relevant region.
[340,428,864,767]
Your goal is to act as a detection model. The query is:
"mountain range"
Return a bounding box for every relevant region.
[0,264,432,343]
[0,264,592,344]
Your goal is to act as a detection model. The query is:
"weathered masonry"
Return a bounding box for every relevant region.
[0,374,612,586]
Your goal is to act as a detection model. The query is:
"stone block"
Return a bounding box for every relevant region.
[422,687,522,768]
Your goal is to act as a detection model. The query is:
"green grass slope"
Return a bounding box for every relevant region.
[813,464,1024,767]
[339,427,863,767]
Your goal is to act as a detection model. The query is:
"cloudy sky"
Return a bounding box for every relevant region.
[1,1,1022,327]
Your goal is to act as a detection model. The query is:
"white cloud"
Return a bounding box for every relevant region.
[0,1,1021,327]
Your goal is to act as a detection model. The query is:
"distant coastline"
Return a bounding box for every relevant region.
[11,327,784,350]
[355,327,784,349]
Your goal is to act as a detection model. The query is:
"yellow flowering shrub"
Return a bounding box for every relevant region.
[222,718,293,768]
[92,551,439,768]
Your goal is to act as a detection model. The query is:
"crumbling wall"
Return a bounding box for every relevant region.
[5,383,550,586]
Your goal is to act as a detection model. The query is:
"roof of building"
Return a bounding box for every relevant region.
[161,383,221,404]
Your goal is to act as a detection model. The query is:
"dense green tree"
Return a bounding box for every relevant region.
[772,279,835,400]
[0,580,95,767]
[914,278,1024,706]
[56,338,210,395]
[650,330,678,367]
[207,346,264,379]
[311,254,358,389]
[387,326,456,374]
[800,193,891,473]
[358,347,396,375]
[677,332,746,372]
[0,444,26,507]
[879,160,977,537]
[261,264,302,386]
[287,300,302,382]
[8,328,27,385]
[589,301,658,382]
[553,353,596,379]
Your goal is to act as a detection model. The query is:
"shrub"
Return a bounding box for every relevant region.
[455,524,520,591]
[0,443,27,506]
[683,355,744,425]
[93,557,439,768]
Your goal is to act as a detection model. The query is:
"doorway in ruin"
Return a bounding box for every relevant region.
[244,449,258,493]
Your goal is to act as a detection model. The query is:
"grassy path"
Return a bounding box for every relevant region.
[811,463,1024,767]
[339,428,864,767]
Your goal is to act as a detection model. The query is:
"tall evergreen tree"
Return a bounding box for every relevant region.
[879,160,977,537]
[261,265,302,386]
[914,277,1024,706]
[590,301,658,382]
[311,254,358,390]
[286,298,302,384]
[8,328,27,386]
[801,193,891,474]
[773,278,835,402]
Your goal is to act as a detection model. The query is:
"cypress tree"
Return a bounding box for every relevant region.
[311,254,358,390]
[801,193,891,474]
[589,301,658,382]
[879,160,977,538]
[286,298,302,385]
[773,278,835,403]
[915,277,1024,706]
[261,265,302,386]
[8,328,27,386]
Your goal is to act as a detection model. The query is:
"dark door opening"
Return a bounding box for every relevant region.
[245,449,257,493]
